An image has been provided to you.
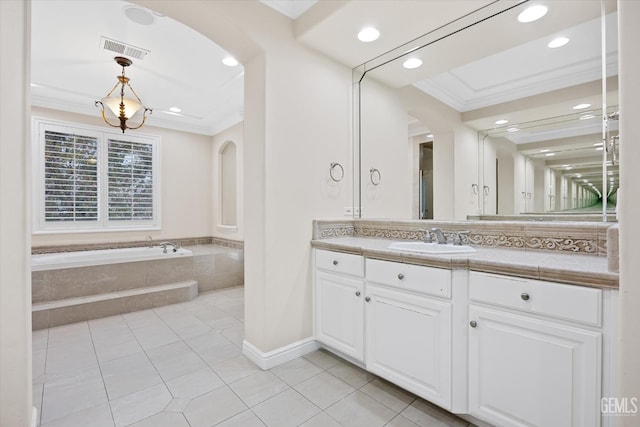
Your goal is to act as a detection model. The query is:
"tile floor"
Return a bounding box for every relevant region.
[32,286,473,427]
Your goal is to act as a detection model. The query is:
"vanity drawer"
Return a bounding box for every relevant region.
[469,272,602,326]
[315,249,364,277]
[366,258,451,299]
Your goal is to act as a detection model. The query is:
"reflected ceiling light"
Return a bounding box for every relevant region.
[426,133,434,138]
[593,142,604,146]
[573,103,591,110]
[169,106,181,113]
[222,56,239,67]
[507,127,519,132]
[565,166,573,170]
[545,153,555,157]
[95,57,152,133]
[576,174,582,177]
[517,5,548,23]
[495,119,509,125]
[403,58,423,69]
[596,147,604,151]
[608,171,614,175]
[583,179,589,182]
[358,27,380,42]
[580,114,596,120]
[540,149,550,153]
[548,37,569,48]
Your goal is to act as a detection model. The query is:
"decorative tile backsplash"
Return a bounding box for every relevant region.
[314,219,613,256]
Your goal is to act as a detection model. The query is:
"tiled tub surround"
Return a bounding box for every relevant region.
[32,244,244,330]
[315,219,613,256]
[313,220,619,288]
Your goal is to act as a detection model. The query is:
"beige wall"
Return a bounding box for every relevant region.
[618,0,640,420]
[31,107,214,247]
[0,1,33,426]
[360,78,412,218]
[212,121,244,241]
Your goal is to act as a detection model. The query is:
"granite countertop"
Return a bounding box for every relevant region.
[311,237,618,289]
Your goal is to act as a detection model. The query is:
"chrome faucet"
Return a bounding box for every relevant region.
[159,241,180,253]
[146,235,153,248]
[430,228,447,244]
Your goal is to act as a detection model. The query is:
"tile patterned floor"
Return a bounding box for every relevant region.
[32,286,473,427]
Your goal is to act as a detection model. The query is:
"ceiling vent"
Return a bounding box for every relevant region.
[100,36,150,60]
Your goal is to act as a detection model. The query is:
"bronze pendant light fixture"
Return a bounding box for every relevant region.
[95,56,152,133]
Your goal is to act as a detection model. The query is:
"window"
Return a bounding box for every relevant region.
[33,118,160,232]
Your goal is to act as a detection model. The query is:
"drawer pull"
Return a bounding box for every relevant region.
[365,296,371,302]
[332,260,338,266]
[469,320,477,328]
[397,273,405,280]
[521,292,530,301]
[355,291,361,297]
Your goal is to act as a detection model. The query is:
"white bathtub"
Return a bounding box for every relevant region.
[32,246,193,271]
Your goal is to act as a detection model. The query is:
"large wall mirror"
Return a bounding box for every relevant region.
[354,0,618,222]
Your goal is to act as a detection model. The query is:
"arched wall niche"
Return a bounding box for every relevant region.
[219,140,238,228]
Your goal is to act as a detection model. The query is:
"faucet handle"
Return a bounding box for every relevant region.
[423,230,433,243]
[453,231,470,245]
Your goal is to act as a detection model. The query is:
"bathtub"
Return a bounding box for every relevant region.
[31,246,193,271]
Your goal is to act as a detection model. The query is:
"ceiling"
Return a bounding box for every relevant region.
[31,0,618,182]
[31,0,245,136]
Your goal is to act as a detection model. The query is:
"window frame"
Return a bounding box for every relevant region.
[32,117,161,234]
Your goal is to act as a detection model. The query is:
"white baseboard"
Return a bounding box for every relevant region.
[31,406,38,427]
[242,337,319,370]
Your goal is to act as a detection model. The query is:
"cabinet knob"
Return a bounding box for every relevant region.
[365,296,371,302]
[355,291,361,297]
[521,292,530,301]
[469,320,477,328]
[397,273,405,280]
[332,260,338,266]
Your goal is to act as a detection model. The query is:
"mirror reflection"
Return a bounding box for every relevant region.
[355,0,618,221]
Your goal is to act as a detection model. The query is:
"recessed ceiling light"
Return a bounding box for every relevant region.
[426,133,434,138]
[507,127,519,133]
[495,119,509,125]
[547,37,569,48]
[565,166,573,170]
[222,56,239,67]
[576,174,582,178]
[573,103,591,110]
[596,147,604,151]
[123,5,156,26]
[593,142,604,146]
[545,153,555,157]
[402,58,423,69]
[517,5,548,23]
[583,179,589,182]
[580,114,595,120]
[540,149,550,153]
[358,27,380,42]
[169,107,181,113]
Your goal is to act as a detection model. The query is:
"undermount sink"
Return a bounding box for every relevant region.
[388,241,476,254]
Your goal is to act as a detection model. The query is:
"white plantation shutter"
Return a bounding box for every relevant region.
[34,118,160,232]
[44,130,99,222]
[108,139,154,221]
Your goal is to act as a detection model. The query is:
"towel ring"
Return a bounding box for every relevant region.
[370,168,381,186]
[329,162,344,182]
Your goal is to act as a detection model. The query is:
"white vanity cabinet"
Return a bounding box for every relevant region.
[467,271,604,427]
[365,259,453,409]
[314,249,365,361]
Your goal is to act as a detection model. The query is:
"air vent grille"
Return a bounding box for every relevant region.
[100,37,150,60]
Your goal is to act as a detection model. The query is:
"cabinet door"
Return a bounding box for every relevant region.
[468,305,601,427]
[315,271,364,361]
[365,284,452,409]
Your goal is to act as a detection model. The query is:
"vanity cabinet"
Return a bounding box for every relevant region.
[314,249,365,361]
[467,271,603,427]
[365,259,453,409]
